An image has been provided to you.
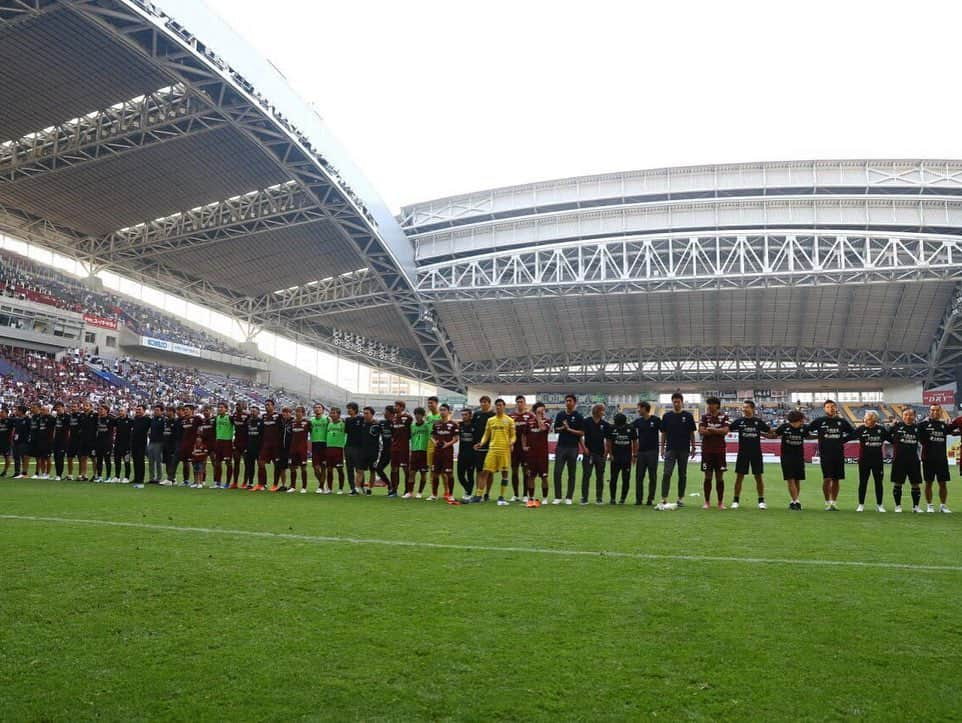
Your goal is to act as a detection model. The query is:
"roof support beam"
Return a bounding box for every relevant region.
[0,84,231,182]
[417,231,962,300]
[253,270,396,321]
[460,346,931,387]
[0,0,60,31]
[92,181,325,261]
[925,283,962,388]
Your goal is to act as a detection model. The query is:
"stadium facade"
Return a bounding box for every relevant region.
[1,1,961,401]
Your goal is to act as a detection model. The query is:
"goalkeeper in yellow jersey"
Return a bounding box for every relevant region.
[473,398,516,505]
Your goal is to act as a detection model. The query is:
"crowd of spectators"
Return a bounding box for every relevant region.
[0,346,306,411]
[0,345,123,409]
[0,252,253,358]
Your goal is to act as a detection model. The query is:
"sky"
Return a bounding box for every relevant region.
[202,0,962,212]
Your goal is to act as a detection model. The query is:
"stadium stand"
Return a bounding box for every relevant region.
[0,344,311,411]
[0,252,253,358]
[0,345,115,407]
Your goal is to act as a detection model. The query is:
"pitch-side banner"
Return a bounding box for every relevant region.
[141,336,201,358]
[83,313,118,330]
[923,384,956,405]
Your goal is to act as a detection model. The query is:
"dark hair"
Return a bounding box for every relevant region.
[461,407,473,415]
[479,395,491,403]
[824,399,836,407]
[394,400,406,409]
[265,399,275,406]
[427,396,439,404]
[346,402,359,413]
[330,406,340,414]
[787,410,805,423]
[363,406,375,415]
[743,399,755,409]
[414,407,426,416]
[706,396,721,406]
[614,413,627,426]
[153,404,163,412]
[440,403,450,411]
[533,402,545,412]
[565,394,577,403]
[671,392,684,401]
[494,398,506,405]
[385,406,395,415]
[638,401,651,412]
[135,404,145,411]
[515,395,525,402]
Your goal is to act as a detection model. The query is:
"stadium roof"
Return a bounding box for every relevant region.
[1,3,961,393]
[0,0,461,389]
[401,161,962,391]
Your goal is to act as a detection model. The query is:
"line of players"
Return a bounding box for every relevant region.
[665,394,957,514]
[1,393,957,513]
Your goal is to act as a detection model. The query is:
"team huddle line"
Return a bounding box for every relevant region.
[0,393,957,514]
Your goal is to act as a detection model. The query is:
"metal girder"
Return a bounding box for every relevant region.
[0,84,231,181]
[416,231,962,300]
[460,347,932,387]
[0,0,59,30]
[0,201,89,249]
[93,181,325,261]
[67,0,464,391]
[925,283,962,387]
[254,270,395,321]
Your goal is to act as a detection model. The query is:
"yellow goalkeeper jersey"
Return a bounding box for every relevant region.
[481,413,516,453]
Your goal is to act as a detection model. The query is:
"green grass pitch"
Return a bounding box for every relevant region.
[2,462,961,721]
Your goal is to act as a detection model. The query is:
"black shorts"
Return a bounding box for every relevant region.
[344,446,364,470]
[701,451,727,473]
[892,458,923,486]
[819,453,845,480]
[474,450,488,472]
[311,442,327,465]
[923,457,950,483]
[33,445,51,458]
[359,452,378,471]
[0,443,8,457]
[781,455,805,481]
[735,452,763,475]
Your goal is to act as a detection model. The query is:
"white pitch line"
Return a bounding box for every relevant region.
[2,513,961,573]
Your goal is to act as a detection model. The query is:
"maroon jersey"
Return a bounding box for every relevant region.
[260,412,281,448]
[510,411,535,451]
[192,436,208,463]
[199,417,215,449]
[290,418,311,456]
[391,412,413,452]
[699,413,731,454]
[180,413,203,449]
[232,411,249,447]
[526,416,550,458]
[431,420,458,447]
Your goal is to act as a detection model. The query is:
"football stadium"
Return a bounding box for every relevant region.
[2,1,962,721]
